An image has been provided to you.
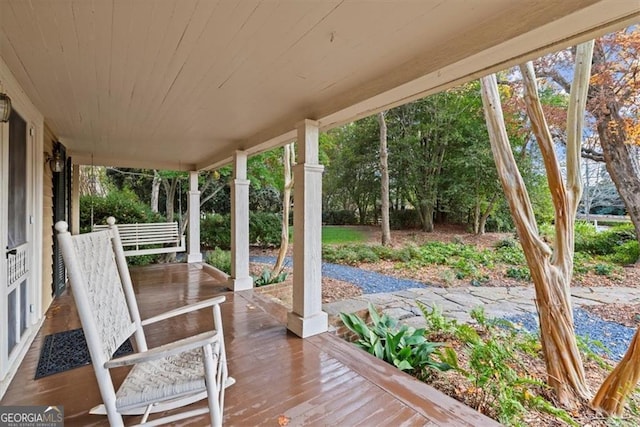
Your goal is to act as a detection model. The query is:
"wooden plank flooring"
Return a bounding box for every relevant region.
[1,263,498,426]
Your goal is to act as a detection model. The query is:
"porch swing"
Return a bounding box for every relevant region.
[91,164,186,257]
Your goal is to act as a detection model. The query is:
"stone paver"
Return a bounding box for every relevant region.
[323,286,640,327]
[382,307,415,320]
[323,299,369,317]
[439,292,486,308]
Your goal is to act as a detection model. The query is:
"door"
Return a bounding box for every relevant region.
[1,109,31,380]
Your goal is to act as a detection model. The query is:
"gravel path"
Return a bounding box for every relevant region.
[251,255,426,294]
[506,308,635,362]
[252,255,637,361]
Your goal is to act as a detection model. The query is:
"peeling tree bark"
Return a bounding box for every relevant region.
[479,40,594,407]
[272,143,295,275]
[592,327,640,415]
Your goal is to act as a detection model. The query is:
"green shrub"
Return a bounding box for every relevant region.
[249,212,281,247]
[505,266,531,281]
[201,213,231,249]
[371,245,396,260]
[80,190,165,265]
[496,245,526,265]
[340,303,451,379]
[205,247,231,275]
[389,209,422,229]
[605,240,640,265]
[322,244,379,265]
[80,189,164,233]
[575,223,636,257]
[323,210,358,225]
[201,212,282,249]
[494,237,517,249]
[593,263,614,276]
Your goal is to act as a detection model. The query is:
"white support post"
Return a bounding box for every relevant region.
[187,171,203,263]
[287,119,328,338]
[71,163,80,235]
[231,151,253,291]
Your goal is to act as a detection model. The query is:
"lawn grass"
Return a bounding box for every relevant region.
[322,226,367,244]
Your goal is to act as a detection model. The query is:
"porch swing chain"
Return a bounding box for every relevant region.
[178,177,182,230]
[90,154,95,230]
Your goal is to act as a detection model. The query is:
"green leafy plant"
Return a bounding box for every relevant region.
[340,303,451,378]
[594,263,614,276]
[576,335,611,370]
[252,268,288,287]
[249,212,282,247]
[421,302,577,426]
[416,301,458,334]
[205,247,231,275]
[505,266,531,281]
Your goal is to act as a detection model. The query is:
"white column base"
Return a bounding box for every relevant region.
[231,276,253,291]
[187,253,203,263]
[287,311,328,338]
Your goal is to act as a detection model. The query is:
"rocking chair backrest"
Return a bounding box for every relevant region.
[55,222,137,364]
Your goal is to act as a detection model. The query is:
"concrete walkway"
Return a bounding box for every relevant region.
[323,285,640,328]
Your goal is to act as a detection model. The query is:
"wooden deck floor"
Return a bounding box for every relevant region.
[1,263,497,426]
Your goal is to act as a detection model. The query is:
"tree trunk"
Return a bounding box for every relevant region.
[419,203,434,232]
[162,178,177,222]
[594,107,640,264]
[272,143,294,274]
[161,177,178,263]
[473,200,481,234]
[479,40,593,407]
[591,327,640,415]
[592,96,640,410]
[151,170,161,213]
[378,112,392,246]
[477,193,499,235]
[541,40,640,264]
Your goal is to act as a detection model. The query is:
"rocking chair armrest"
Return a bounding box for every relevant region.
[141,296,226,326]
[104,330,220,368]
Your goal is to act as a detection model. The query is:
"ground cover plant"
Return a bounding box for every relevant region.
[340,303,640,426]
[340,302,451,379]
[322,222,638,288]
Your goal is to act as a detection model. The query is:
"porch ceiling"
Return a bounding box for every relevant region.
[1,0,638,171]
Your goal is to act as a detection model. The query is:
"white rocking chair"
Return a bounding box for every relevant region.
[55,218,233,426]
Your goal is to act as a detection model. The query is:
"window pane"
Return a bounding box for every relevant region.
[20,280,28,336]
[8,110,27,249]
[8,289,16,354]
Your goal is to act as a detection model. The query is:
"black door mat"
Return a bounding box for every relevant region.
[35,328,133,379]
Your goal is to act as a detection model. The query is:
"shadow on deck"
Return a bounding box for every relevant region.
[1,263,497,426]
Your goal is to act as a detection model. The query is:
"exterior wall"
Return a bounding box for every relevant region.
[42,126,55,311]
[0,56,46,318]
[0,55,46,396]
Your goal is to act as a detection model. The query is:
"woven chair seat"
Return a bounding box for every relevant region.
[116,347,214,410]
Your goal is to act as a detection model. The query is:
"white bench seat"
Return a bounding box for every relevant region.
[93,219,185,257]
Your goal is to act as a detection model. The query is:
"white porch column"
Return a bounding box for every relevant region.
[71,163,80,235]
[187,171,203,263]
[287,119,328,338]
[231,151,253,290]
